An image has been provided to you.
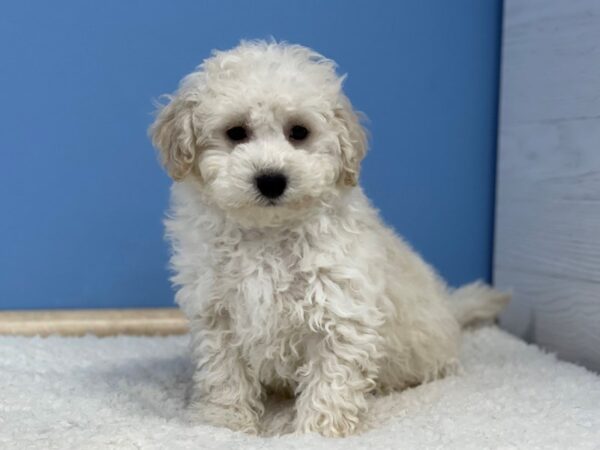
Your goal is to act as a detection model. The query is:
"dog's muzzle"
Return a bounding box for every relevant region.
[255,172,287,199]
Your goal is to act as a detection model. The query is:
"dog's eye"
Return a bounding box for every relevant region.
[289,125,309,142]
[226,126,248,142]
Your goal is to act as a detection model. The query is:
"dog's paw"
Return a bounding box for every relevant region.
[295,408,364,437]
[188,401,259,435]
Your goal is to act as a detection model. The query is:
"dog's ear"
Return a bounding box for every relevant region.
[333,95,368,187]
[150,95,198,181]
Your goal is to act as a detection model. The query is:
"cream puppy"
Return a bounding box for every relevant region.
[150,40,508,437]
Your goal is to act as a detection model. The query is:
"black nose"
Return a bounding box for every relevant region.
[255,172,287,199]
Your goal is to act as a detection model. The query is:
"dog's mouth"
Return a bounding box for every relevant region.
[248,186,320,210]
[253,195,283,208]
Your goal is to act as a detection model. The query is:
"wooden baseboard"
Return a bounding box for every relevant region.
[0,308,188,337]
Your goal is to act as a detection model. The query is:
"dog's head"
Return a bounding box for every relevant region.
[150,41,367,226]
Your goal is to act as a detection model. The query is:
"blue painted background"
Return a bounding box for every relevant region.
[0,1,502,309]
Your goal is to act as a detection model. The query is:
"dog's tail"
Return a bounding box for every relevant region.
[447,281,510,328]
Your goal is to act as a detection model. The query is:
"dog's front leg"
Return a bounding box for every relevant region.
[294,283,382,437]
[188,315,263,434]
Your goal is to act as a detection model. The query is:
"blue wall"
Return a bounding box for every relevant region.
[0,1,502,310]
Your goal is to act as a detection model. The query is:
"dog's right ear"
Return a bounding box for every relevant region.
[150,95,197,181]
[333,95,368,187]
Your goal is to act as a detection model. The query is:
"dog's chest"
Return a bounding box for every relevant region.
[214,230,312,379]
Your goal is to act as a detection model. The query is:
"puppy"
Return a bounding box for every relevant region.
[150,41,508,437]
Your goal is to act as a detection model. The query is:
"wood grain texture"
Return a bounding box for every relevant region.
[495,0,600,371]
[496,268,600,371]
[0,308,188,337]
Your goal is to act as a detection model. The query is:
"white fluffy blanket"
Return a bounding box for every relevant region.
[1,327,599,449]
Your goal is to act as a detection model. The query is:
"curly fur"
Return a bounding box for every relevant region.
[150,40,509,437]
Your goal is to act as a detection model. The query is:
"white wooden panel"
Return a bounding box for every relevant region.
[495,0,600,371]
[501,0,600,126]
[496,268,600,372]
[495,121,600,282]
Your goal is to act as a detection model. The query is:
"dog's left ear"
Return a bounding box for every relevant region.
[333,95,368,187]
[150,95,198,181]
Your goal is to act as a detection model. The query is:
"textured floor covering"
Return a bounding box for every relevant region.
[1,327,599,449]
